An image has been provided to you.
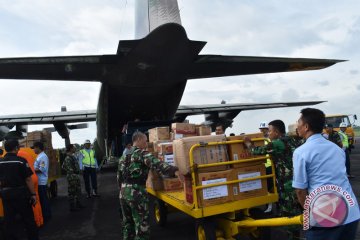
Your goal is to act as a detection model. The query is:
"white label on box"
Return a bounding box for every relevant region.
[164,154,175,166]
[175,134,184,139]
[233,153,239,160]
[202,178,228,200]
[237,172,262,192]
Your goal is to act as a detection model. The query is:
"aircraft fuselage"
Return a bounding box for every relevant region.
[95,23,204,157]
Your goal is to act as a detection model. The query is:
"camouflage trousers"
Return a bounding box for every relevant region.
[67,174,81,202]
[276,178,303,217]
[119,184,150,240]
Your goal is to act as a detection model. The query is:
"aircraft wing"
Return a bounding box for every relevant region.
[187,55,345,79]
[174,101,325,127]
[0,110,97,125]
[0,55,118,81]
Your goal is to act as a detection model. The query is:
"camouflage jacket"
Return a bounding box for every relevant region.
[251,136,301,172]
[62,154,80,176]
[251,135,303,216]
[117,146,178,186]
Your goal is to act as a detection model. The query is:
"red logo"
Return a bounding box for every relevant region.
[311,192,348,227]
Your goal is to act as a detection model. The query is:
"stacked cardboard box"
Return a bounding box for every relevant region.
[230,164,268,200]
[163,177,182,191]
[182,133,269,206]
[147,125,268,204]
[226,133,266,168]
[184,170,233,207]
[195,125,212,136]
[147,127,179,191]
[18,130,61,180]
[173,134,229,175]
[148,127,170,143]
[226,133,268,200]
[157,142,175,166]
[171,123,197,139]
[20,130,53,150]
[146,170,163,191]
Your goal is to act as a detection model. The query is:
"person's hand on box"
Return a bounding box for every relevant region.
[244,137,253,149]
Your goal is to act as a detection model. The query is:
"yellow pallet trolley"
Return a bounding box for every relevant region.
[147,138,302,240]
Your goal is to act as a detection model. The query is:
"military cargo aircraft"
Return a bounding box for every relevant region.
[0,0,343,159]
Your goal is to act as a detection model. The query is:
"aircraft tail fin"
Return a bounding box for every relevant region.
[135,0,181,39]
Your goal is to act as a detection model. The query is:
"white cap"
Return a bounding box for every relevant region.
[339,122,347,128]
[259,122,268,129]
[84,139,91,144]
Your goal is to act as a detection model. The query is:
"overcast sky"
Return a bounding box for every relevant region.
[0,0,359,147]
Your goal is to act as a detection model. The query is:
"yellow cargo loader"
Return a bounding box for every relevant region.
[147,138,303,240]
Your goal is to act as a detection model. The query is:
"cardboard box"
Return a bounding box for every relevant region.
[26,130,53,150]
[146,170,164,191]
[148,127,170,142]
[227,134,266,168]
[27,131,43,141]
[173,135,229,175]
[148,170,161,179]
[173,133,197,140]
[146,142,155,154]
[184,170,233,207]
[196,125,212,136]
[146,178,164,191]
[151,140,170,157]
[158,154,175,166]
[157,142,173,155]
[171,123,196,134]
[163,177,182,191]
[230,164,268,200]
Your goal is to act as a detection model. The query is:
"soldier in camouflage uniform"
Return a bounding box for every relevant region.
[246,120,302,216]
[118,131,180,240]
[246,120,303,238]
[245,120,303,238]
[324,124,343,148]
[62,144,84,211]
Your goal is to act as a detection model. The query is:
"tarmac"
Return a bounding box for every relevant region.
[10,138,360,239]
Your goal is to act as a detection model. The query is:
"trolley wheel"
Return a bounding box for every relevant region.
[153,200,167,227]
[195,219,216,240]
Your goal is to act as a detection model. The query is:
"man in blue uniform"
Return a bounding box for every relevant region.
[293,108,360,240]
[33,141,51,222]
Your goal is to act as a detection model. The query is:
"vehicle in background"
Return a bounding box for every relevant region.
[325,114,357,151]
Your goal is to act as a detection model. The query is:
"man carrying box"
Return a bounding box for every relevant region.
[244,120,302,239]
[118,131,182,240]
